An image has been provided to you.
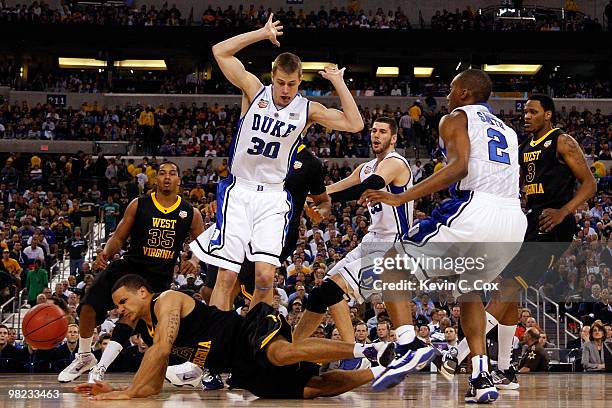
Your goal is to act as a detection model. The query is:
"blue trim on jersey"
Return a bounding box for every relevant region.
[476,102,493,113]
[282,189,294,248]
[405,190,474,245]
[389,184,410,236]
[229,87,266,170]
[210,175,236,249]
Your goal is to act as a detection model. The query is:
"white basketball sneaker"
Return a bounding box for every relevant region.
[58,352,97,383]
[165,362,204,387]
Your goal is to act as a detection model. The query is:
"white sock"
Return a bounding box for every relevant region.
[78,336,93,354]
[456,312,499,364]
[471,355,489,379]
[396,324,415,345]
[497,324,516,371]
[370,365,385,378]
[97,341,123,369]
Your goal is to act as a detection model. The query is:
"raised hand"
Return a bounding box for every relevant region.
[318,65,346,83]
[263,13,283,47]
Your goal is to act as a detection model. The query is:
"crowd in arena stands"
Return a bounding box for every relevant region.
[1,97,611,164]
[0,100,612,372]
[0,2,606,31]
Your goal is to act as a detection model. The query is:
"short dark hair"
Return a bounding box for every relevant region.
[456,69,492,102]
[111,274,153,294]
[528,94,556,116]
[373,116,398,136]
[526,327,540,341]
[159,161,180,175]
[590,321,605,341]
[272,52,302,76]
[0,324,8,332]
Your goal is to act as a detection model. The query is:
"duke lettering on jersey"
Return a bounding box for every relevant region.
[251,114,297,138]
[230,85,309,184]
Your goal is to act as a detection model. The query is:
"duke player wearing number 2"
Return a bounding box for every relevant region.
[190,14,363,310]
[447,94,597,391]
[59,162,205,383]
[362,70,527,403]
[292,117,413,344]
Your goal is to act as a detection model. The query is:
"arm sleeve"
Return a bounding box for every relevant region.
[329,174,386,202]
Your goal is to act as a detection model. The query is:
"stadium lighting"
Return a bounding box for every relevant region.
[483,64,542,75]
[413,67,434,78]
[376,67,399,78]
[59,58,107,69]
[114,60,167,70]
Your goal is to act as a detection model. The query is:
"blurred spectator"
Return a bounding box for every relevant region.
[582,321,609,371]
[25,259,48,306]
[518,328,549,372]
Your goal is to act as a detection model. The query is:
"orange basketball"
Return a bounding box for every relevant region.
[22,303,69,349]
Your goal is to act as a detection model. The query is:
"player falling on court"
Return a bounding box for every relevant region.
[361,69,527,403]
[59,162,205,383]
[290,118,417,341]
[73,273,415,400]
[190,14,363,311]
[166,143,331,388]
[447,94,596,390]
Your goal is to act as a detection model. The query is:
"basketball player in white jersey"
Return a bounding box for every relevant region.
[362,70,527,403]
[190,14,363,310]
[292,117,413,343]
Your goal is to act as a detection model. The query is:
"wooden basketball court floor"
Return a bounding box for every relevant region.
[0,373,609,407]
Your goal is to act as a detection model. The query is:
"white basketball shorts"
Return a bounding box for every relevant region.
[190,175,292,272]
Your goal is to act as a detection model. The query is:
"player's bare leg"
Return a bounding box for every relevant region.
[251,262,276,308]
[293,275,353,342]
[210,268,238,311]
[265,337,393,366]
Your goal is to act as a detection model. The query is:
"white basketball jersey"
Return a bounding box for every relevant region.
[359,151,413,237]
[229,85,309,184]
[452,104,520,198]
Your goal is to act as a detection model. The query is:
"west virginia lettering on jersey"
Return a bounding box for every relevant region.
[251,113,297,138]
[152,217,177,229]
[523,150,542,162]
[477,111,506,129]
[524,183,544,196]
[193,341,211,367]
[142,247,175,259]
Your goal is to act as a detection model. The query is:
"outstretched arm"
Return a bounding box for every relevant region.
[326,164,364,195]
[94,199,137,270]
[539,133,596,232]
[308,67,364,133]
[89,292,184,399]
[212,14,281,102]
[361,112,470,206]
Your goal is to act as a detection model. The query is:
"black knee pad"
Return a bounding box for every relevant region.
[111,322,135,347]
[307,279,345,314]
